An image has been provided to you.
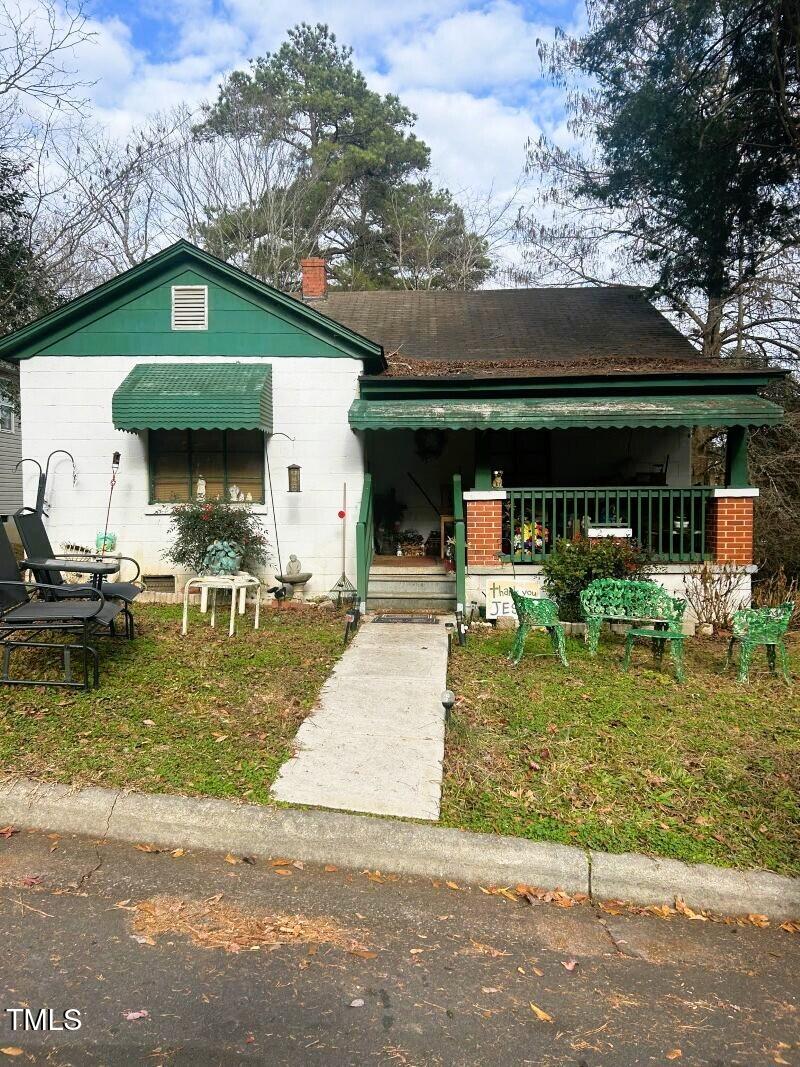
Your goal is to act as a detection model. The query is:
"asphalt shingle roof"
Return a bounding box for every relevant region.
[317,286,705,375]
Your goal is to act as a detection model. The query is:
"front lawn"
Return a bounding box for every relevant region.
[442,628,799,875]
[0,603,344,802]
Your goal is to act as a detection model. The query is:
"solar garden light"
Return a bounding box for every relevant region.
[441,690,456,724]
[445,620,454,653]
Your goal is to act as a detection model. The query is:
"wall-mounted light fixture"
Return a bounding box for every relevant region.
[287,463,301,493]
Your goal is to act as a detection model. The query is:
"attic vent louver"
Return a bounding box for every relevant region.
[171,285,208,330]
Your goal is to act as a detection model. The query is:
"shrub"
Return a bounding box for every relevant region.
[163,499,270,574]
[542,537,650,621]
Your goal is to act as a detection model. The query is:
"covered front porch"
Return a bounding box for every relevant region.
[350,368,784,612]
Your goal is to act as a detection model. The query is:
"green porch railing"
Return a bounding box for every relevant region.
[504,486,714,564]
[453,473,466,610]
[356,472,374,611]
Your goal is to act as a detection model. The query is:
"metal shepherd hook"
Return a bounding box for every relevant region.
[100,452,121,557]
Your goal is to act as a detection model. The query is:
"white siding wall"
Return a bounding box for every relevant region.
[19,356,365,595]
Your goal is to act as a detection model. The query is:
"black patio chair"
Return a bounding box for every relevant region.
[14,509,142,639]
[0,523,126,689]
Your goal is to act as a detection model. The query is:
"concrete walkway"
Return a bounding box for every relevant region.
[271,618,449,820]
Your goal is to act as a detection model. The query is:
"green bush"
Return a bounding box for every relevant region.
[163,499,270,574]
[542,538,650,621]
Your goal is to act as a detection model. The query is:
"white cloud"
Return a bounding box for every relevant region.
[384,1,550,97]
[399,88,539,195]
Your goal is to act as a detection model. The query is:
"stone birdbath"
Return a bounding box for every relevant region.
[276,554,312,600]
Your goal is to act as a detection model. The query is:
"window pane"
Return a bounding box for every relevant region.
[151,430,189,501]
[192,450,225,500]
[227,430,264,502]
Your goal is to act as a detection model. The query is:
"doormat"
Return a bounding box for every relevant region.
[372,615,441,625]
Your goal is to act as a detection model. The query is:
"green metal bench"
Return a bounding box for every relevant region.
[580,578,688,681]
[508,590,568,668]
[724,601,792,684]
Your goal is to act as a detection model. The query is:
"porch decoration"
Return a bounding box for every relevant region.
[398,529,425,557]
[724,601,792,684]
[413,428,446,461]
[507,590,568,668]
[202,539,244,576]
[288,464,301,493]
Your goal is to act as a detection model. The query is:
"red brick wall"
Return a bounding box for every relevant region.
[707,496,754,565]
[466,498,503,566]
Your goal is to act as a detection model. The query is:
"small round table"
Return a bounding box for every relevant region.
[181,573,261,637]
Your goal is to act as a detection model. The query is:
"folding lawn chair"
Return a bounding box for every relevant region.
[15,508,141,639]
[0,523,126,689]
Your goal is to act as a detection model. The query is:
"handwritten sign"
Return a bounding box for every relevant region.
[485,576,544,620]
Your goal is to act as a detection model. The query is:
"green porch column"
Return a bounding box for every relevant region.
[725,426,750,488]
[474,430,492,490]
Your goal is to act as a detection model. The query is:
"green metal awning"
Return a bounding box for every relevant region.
[348,393,783,431]
[113,362,273,432]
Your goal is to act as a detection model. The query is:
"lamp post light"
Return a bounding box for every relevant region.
[441,690,456,725]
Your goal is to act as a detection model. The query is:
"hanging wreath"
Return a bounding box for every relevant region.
[414,428,446,461]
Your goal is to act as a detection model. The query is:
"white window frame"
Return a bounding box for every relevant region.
[171,284,208,331]
[0,382,14,434]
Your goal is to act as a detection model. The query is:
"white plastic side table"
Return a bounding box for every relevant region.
[182,573,261,637]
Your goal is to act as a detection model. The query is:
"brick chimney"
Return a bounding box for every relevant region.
[300,257,327,300]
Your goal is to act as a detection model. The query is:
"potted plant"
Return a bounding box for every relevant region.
[163,499,270,574]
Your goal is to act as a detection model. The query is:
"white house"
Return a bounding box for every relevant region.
[0,240,784,614]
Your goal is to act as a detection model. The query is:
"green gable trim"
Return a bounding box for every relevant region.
[0,240,384,371]
[112,363,273,432]
[348,394,784,431]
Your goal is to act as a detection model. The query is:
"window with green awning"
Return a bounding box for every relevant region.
[112,362,273,432]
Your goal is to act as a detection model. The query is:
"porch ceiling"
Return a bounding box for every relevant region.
[348,393,783,431]
[112,362,273,432]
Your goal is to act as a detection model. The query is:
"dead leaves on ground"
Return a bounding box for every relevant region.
[529,1002,554,1023]
[480,884,589,908]
[600,897,780,929]
[131,894,372,957]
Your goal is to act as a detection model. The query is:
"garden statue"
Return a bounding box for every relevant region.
[196,476,206,501]
[276,553,312,600]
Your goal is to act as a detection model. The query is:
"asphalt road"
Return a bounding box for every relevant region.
[0,828,797,1066]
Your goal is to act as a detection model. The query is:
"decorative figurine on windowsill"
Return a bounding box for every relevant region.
[492,470,504,488]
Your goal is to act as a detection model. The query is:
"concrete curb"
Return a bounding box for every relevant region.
[1,777,798,920]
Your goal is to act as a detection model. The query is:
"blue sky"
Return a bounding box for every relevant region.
[76,0,583,199]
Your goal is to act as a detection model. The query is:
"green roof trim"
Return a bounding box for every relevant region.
[113,362,273,432]
[0,239,385,371]
[348,393,784,431]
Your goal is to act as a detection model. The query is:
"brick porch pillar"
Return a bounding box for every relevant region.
[464,491,506,566]
[707,489,758,565]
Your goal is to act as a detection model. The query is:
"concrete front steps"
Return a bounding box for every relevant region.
[367,560,456,612]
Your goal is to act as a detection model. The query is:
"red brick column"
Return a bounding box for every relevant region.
[707,494,755,565]
[465,497,504,566]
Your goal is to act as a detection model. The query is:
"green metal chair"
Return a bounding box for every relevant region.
[508,590,568,668]
[724,601,792,684]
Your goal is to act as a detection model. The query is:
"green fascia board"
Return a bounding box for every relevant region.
[112,362,273,432]
[358,369,786,400]
[348,394,784,431]
[0,240,384,371]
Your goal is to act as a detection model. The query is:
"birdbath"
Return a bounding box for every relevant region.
[276,554,312,600]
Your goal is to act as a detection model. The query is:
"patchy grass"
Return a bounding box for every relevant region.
[0,602,344,802]
[442,628,800,875]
